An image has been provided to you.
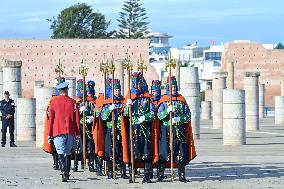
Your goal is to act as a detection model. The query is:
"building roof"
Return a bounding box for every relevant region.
[146,32,172,38]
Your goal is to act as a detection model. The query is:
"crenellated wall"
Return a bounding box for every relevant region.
[0,39,158,97]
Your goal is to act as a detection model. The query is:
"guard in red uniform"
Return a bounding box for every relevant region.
[48,82,80,182]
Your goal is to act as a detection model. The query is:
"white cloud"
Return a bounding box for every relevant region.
[20,17,47,23]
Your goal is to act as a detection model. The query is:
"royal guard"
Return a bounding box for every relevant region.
[156,76,196,182]
[86,80,96,99]
[121,72,157,183]
[92,91,105,177]
[96,79,128,179]
[142,77,149,92]
[73,79,95,172]
[149,80,162,179]
[48,82,80,182]
[85,80,96,172]
[43,77,66,170]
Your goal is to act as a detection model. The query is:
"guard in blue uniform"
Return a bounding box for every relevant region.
[123,72,155,183]
[73,79,96,172]
[1,91,16,147]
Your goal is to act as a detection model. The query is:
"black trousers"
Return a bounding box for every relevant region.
[1,119,15,145]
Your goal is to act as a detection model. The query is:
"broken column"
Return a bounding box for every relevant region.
[2,60,22,100]
[259,84,265,119]
[212,72,227,129]
[174,61,181,89]
[65,77,76,98]
[281,71,284,96]
[17,98,36,141]
[35,87,53,147]
[223,89,246,145]
[34,81,44,97]
[180,67,200,139]
[201,101,212,120]
[226,61,234,89]
[275,96,284,125]
[244,72,260,131]
[2,59,22,136]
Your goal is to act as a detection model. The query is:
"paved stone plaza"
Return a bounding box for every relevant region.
[0,118,283,189]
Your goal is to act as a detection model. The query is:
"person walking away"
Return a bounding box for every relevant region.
[48,82,80,182]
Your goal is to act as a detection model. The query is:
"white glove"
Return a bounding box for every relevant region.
[167,105,174,113]
[80,106,86,112]
[172,117,180,124]
[126,99,132,105]
[48,136,53,144]
[138,115,146,124]
[109,104,115,111]
[87,116,94,123]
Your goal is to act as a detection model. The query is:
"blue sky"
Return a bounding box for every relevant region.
[0,0,283,47]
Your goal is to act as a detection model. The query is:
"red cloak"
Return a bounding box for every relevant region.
[121,92,159,167]
[157,94,197,167]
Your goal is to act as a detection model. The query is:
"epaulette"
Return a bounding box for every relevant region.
[74,97,82,103]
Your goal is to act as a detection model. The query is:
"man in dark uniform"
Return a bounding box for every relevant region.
[1,91,16,147]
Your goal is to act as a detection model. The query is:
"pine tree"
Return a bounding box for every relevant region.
[117,0,149,39]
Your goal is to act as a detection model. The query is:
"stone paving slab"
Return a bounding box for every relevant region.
[0,118,284,189]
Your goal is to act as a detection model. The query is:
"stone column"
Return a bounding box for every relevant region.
[259,84,265,119]
[201,101,212,120]
[17,98,36,141]
[226,61,234,89]
[35,87,53,147]
[205,80,213,102]
[244,72,260,131]
[223,89,246,145]
[2,59,22,136]
[212,72,227,129]
[205,89,213,102]
[174,61,181,89]
[2,59,22,100]
[34,81,44,97]
[180,67,200,139]
[275,96,284,125]
[65,77,76,98]
[281,72,284,96]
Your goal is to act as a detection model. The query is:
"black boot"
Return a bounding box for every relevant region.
[58,154,68,182]
[120,162,129,179]
[73,154,78,172]
[157,163,165,182]
[89,156,95,172]
[96,157,104,176]
[128,164,134,183]
[142,162,152,183]
[81,160,84,170]
[93,156,98,172]
[52,153,60,170]
[107,161,113,179]
[66,156,71,180]
[149,164,153,179]
[178,164,187,183]
[10,143,17,147]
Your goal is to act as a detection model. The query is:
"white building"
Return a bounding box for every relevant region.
[146,32,172,62]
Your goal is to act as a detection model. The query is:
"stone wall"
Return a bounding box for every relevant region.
[222,41,284,107]
[0,39,158,97]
